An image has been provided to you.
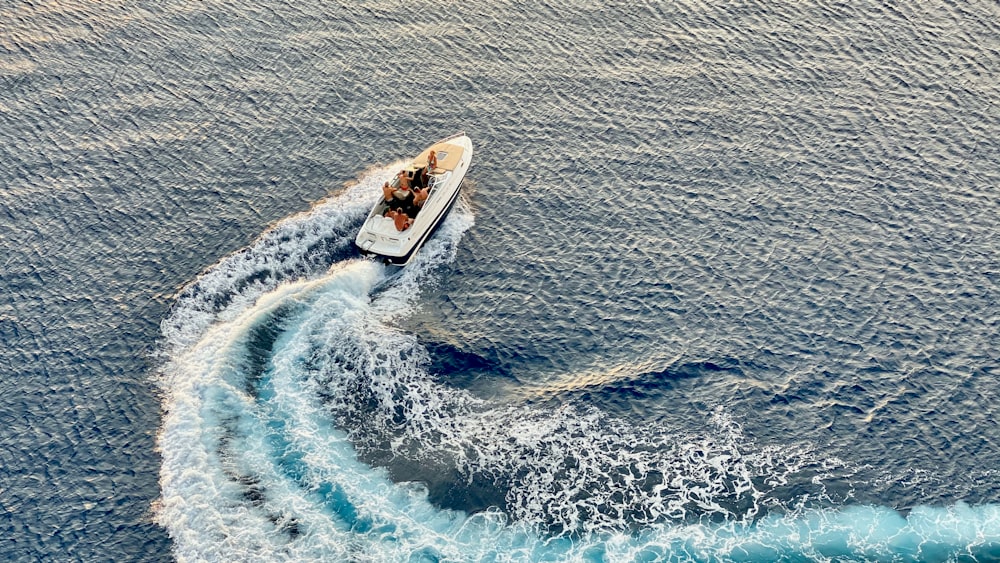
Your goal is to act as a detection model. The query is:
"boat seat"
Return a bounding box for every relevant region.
[368,215,400,236]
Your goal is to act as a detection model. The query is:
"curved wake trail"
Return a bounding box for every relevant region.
[154,167,1000,561]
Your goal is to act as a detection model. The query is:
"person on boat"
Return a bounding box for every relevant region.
[412,185,428,210]
[397,169,412,190]
[391,170,414,210]
[421,150,438,185]
[387,208,411,231]
[381,181,395,203]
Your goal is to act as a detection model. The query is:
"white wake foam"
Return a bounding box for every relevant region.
[155,166,1000,561]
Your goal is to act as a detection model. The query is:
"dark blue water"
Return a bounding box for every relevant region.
[2,0,1000,560]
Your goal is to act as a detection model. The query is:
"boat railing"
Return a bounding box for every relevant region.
[435,131,466,144]
[427,170,450,192]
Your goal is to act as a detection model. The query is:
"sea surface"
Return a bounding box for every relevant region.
[2,0,999,561]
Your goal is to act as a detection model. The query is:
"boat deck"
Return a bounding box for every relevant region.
[415,142,465,173]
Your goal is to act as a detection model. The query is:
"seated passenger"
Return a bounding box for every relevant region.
[392,170,414,209]
[387,208,411,231]
[397,169,411,191]
[412,186,428,209]
[381,181,394,203]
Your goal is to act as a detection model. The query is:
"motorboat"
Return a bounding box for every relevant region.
[355,133,473,265]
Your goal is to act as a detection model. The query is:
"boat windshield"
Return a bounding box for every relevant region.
[427,171,450,192]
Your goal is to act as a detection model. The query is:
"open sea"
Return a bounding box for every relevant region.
[2,0,1000,561]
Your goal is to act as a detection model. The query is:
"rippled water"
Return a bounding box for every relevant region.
[2,0,999,560]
